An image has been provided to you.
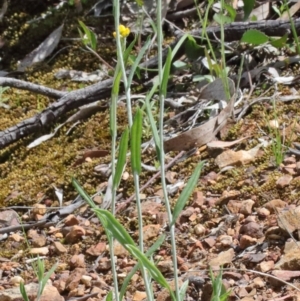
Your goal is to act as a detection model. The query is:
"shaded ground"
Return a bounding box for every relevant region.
[1,1,300,301]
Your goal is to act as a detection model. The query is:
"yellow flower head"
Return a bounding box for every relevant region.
[113,24,130,38]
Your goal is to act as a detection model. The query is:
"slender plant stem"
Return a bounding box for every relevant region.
[219,0,230,101]
[156,0,180,300]
[112,3,153,299]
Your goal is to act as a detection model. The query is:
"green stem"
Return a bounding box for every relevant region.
[157,0,180,300]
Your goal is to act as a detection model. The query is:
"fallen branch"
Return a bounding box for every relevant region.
[0,18,299,149]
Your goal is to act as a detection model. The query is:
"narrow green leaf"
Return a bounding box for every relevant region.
[93,208,136,246]
[120,235,165,300]
[112,69,122,96]
[89,30,97,51]
[130,108,143,174]
[123,36,137,65]
[224,4,236,21]
[161,47,172,97]
[113,128,129,188]
[128,37,151,85]
[179,279,189,301]
[20,282,30,301]
[125,244,174,296]
[40,261,58,295]
[72,178,96,208]
[171,161,205,226]
[106,291,113,301]
[171,33,190,61]
[145,93,160,157]
[78,20,95,48]
[240,29,269,45]
[243,0,255,20]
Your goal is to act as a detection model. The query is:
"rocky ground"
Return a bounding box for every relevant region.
[1,1,300,301]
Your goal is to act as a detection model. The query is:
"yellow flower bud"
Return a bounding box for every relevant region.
[113,25,130,38]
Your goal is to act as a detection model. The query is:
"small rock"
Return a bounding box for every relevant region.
[276,175,293,189]
[192,191,204,207]
[113,240,129,257]
[86,242,106,256]
[53,271,69,293]
[239,235,257,249]
[142,224,160,241]
[209,248,235,267]
[264,199,287,212]
[0,210,20,227]
[64,215,79,226]
[156,212,168,226]
[194,224,206,236]
[239,222,264,238]
[65,225,86,244]
[69,254,85,269]
[68,284,85,297]
[53,241,67,254]
[0,283,63,301]
[32,234,47,247]
[284,156,296,164]
[284,239,300,254]
[180,207,195,218]
[134,201,162,217]
[203,237,216,247]
[258,260,274,272]
[282,164,296,175]
[275,248,300,270]
[30,247,49,256]
[252,277,264,288]
[133,291,147,301]
[10,276,24,286]
[277,206,300,234]
[218,235,233,247]
[157,258,174,273]
[81,275,92,287]
[31,204,47,216]
[240,199,255,216]
[272,270,300,281]
[256,208,270,218]
[97,257,111,271]
[8,233,24,242]
[227,200,242,214]
[65,268,86,291]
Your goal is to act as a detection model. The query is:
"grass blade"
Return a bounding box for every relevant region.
[130,108,143,174]
[119,235,165,300]
[179,279,189,301]
[93,208,136,246]
[113,128,129,188]
[128,37,151,85]
[72,178,96,208]
[161,47,172,97]
[20,282,30,301]
[171,161,205,226]
[125,244,174,298]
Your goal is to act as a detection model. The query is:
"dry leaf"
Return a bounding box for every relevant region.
[164,94,235,152]
[17,24,64,71]
[215,143,262,168]
[207,136,249,149]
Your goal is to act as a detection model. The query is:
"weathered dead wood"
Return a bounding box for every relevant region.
[0,77,66,99]
[0,18,299,149]
[0,48,171,149]
[185,18,300,42]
